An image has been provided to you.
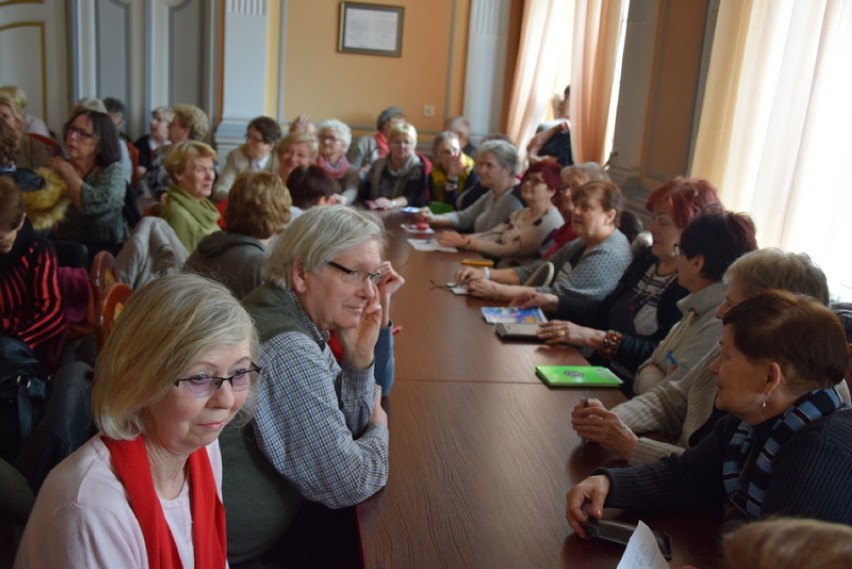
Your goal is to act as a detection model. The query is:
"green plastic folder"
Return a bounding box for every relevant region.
[428,201,454,214]
[535,365,623,387]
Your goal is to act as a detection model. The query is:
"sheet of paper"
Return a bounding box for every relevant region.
[617,521,669,569]
[407,238,457,253]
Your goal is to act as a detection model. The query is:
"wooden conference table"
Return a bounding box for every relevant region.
[355,212,721,569]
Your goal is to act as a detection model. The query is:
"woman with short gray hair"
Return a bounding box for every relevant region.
[241,206,404,517]
[418,138,524,240]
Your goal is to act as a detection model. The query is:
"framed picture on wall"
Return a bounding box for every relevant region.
[338,2,404,57]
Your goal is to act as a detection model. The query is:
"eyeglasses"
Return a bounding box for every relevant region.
[319,134,342,143]
[327,261,384,286]
[67,125,99,141]
[673,243,683,256]
[173,365,261,398]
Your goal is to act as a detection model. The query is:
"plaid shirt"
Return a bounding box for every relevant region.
[252,290,389,508]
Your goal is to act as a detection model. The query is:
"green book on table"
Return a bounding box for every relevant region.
[535,365,623,387]
[428,201,454,214]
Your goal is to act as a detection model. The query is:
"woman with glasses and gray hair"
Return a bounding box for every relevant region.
[15,273,258,568]
[223,206,403,565]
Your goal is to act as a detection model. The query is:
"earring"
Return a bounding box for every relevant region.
[761,395,768,419]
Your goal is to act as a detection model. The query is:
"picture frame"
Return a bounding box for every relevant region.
[338,2,404,57]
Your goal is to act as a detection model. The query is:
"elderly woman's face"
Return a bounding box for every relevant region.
[435,139,461,170]
[648,203,681,261]
[558,171,587,215]
[244,127,274,161]
[168,117,190,143]
[297,239,381,332]
[144,341,252,456]
[65,115,100,163]
[319,129,346,162]
[475,152,510,189]
[279,142,312,175]
[175,156,215,199]
[0,104,19,130]
[709,326,769,424]
[389,133,414,163]
[571,189,614,240]
[150,112,170,141]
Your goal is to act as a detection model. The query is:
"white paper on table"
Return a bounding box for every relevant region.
[616,521,669,569]
[406,238,457,253]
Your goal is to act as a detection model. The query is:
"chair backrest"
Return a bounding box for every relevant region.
[522,261,555,288]
[94,282,132,348]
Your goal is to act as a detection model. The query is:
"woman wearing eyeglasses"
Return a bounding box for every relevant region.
[212,116,282,201]
[48,109,127,260]
[15,273,258,568]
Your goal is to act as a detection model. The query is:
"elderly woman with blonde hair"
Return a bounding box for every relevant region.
[185,171,291,298]
[141,103,210,199]
[161,140,220,252]
[15,273,259,568]
[276,132,318,190]
[360,122,429,209]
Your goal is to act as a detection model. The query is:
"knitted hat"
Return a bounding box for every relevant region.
[376,106,403,131]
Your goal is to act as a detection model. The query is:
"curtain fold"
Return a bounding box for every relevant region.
[691,0,852,289]
[571,0,625,164]
[505,0,573,165]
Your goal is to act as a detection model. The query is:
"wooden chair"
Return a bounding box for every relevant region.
[94,283,132,348]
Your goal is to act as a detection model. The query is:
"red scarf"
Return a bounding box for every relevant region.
[102,435,227,569]
[374,131,390,159]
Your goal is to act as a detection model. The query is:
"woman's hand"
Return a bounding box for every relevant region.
[538,321,605,347]
[436,231,469,248]
[415,207,434,222]
[377,261,405,327]
[446,155,464,178]
[566,475,610,538]
[571,404,638,461]
[289,114,311,134]
[338,286,383,369]
[48,157,83,207]
[510,291,559,312]
[373,197,395,210]
[454,266,483,284]
[328,193,348,205]
[467,279,508,300]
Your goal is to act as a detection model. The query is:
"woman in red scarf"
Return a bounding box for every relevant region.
[15,274,258,568]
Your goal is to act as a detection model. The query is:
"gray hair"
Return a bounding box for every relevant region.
[264,206,386,289]
[318,119,352,151]
[724,248,830,305]
[476,139,518,175]
[563,162,610,183]
[432,130,460,154]
[92,273,259,440]
[153,106,175,123]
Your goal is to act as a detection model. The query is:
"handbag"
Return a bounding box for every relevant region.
[0,336,49,462]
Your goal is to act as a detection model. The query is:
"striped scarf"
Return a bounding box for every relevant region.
[723,388,842,518]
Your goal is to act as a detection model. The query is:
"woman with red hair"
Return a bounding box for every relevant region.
[516,177,721,394]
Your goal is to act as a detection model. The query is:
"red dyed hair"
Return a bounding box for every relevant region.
[522,160,563,192]
[645,177,721,229]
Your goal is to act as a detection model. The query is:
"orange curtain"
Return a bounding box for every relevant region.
[570,0,625,164]
[505,0,574,166]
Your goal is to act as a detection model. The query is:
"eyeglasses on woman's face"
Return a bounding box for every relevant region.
[173,365,261,398]
[327,261,384,286]
[67,125,99,141]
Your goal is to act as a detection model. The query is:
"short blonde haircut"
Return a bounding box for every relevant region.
[389,122,417,148]
[722,518,852,569]
[172,103,209,141]
[92,274,259,440]
[0,86,27,118]
[164,140,217,179]
[226,171,291,238]
[276,132,318,160]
